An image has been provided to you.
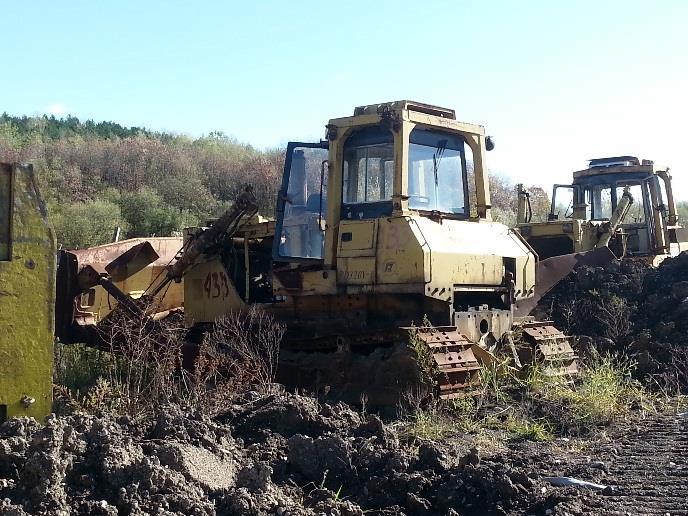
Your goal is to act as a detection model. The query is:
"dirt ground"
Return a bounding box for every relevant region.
[542,252,688,389]
[2,252,687,515]
[1,391,687,516]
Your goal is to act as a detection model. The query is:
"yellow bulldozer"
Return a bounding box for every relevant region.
[62,101,612,406]
[516,156,688,265]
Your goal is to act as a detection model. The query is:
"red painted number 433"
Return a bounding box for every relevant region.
[203,271,230,300]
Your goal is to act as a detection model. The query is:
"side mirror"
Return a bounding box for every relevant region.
[485,136,495,151]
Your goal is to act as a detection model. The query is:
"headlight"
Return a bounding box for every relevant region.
[562,222,573,234]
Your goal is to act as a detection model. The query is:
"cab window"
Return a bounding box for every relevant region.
[408,128,468,215]
[342,127,394,220]
[277,145,329,260]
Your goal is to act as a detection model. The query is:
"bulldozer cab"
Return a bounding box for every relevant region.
[274,101,489,268]
[570,157,676,258]
[574,175,652,255]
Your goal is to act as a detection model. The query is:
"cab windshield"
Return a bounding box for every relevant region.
[408,128,468,215]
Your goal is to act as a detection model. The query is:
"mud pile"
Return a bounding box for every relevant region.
[0,391,574,516]
[541,251,688,385]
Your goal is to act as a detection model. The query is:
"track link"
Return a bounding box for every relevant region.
[519,322,579,377]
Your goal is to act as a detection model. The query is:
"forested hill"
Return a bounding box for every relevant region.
[0,114,283,248]
[1,113,566,249]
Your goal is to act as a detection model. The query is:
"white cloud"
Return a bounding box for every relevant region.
[46,103,67,116]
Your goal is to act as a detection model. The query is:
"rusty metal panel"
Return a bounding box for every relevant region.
[60,237,184,333]
[105,241,159,281]
[520,322,578,377]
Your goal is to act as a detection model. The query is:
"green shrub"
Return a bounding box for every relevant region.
[119,187,196,238]
[398,405,456,442]
[527,352,654,434]
[506,417,553,441]
[50,198,126,248]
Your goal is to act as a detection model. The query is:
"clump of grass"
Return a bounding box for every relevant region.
[479,363,506,402]
[526,351,655,434]
[397,386,455,442]
[401,406,456,441]
[506,417,553,441]
[443,395,482,433]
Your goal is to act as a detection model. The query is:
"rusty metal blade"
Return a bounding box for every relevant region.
[105,241,159,282]
[514,246,616,317]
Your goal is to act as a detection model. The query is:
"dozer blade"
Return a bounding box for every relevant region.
[412,327,482,399]
[518,322,578,377]
[514,246,616,317]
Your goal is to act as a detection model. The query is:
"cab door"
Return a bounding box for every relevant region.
[273,142,329,262]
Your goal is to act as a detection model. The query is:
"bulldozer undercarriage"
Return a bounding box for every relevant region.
[275,318,578,406]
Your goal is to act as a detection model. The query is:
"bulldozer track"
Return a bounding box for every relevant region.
[413,326,482,398]
[571,413,688,515]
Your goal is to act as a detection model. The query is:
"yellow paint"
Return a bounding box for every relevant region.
[183,253,245,326]
[0,164,55,421]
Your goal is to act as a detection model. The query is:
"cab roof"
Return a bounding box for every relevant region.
[353,100,456,119]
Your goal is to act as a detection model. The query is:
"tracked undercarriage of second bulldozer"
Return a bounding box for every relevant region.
[57,101,604,406]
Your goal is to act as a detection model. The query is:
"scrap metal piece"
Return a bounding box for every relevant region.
[542,477,608,490]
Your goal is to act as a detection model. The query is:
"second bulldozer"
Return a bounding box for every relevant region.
[516,156,688,265]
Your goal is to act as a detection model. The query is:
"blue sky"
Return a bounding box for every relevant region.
[3,0,687,198]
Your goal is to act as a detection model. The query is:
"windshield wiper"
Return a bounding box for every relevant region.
[432,139,448,186]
